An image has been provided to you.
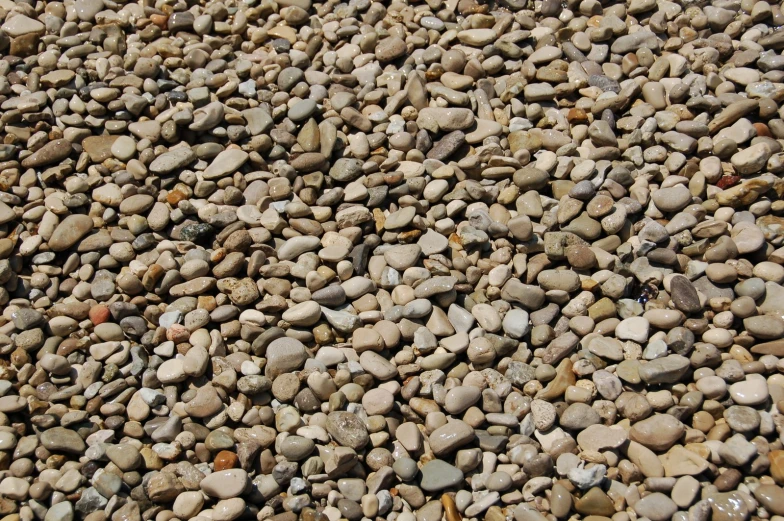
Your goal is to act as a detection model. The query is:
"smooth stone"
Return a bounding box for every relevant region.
[633,492,678,521]
[48,215,94,252]
[265,337,308,379]
[420,460,464,491]
[629,415,685,451]
[40,427,86,454]
[200,469,249,499]
[728,377,769,405]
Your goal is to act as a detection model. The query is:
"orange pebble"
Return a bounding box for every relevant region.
[89,305,110,325]
[567,108,588,123]
[150,14,168,28]
[166,187,189,205]
[214,451,239,471]
[442,494,460,521]
[753,122,772,138]
[770,450,784,485]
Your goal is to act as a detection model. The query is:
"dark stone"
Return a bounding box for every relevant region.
[475,430,508,453]
[647,248,678,265]
[168,11,195,32]
[311,285,346,307]
[670,276,702,314]
[294,388,322,413]
[121,316,147,337]
[714,469,742,491]
[349,244,371,277]
[416,129,432,152]
[601,109,616,129]
[367,185,389,207]
[271,38,291,53]
[132,233,156,250]
[251,327,286,356]
[426,130,466,161]
[179,223,214,243]
[562,42,587,63]
[541,0,560,16]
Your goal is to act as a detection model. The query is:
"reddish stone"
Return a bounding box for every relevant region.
[166,324,190,343]
[89,305,110,325]
[753,123,772,138]
[383,172,404,185]
[716,175,740,189]
[214,451,238,471]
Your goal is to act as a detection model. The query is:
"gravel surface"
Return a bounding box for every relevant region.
[2,0,784,520]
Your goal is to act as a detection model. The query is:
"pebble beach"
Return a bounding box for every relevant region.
[2,0,784,520]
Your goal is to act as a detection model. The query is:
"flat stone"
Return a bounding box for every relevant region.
[200,469,249,499]
[203,149,249,180]
[149,147,197,174]
[22,139,72,168]
[638,355,690,385]
[40,427,86,454]
[420,460,464,491]
[82,135,119,162]
[376,36,407,62]
[629,415,685,451]
[48,215,94,252]
[429,420,475,455]
[661,447,710,477]
[2,15,45,37]
[577,424,628,452]
[634,492,677,521]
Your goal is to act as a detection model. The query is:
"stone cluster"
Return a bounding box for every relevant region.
[4,0,784,520]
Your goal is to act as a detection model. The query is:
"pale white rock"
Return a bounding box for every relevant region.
[615,316,650,343]
[731,142,771,175]
[2,15,45,37]
[729,376,769,405]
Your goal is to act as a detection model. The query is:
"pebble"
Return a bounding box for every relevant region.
[629,415,685,452]
[265,337,308,378]
[634,492,678,521]
[200,470,249,499]
[420,460,464,491]
[728,376,769,405]
[48,215,94,252]
[753,485,784,515]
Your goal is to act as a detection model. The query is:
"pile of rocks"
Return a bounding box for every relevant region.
[4,0,784,520]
